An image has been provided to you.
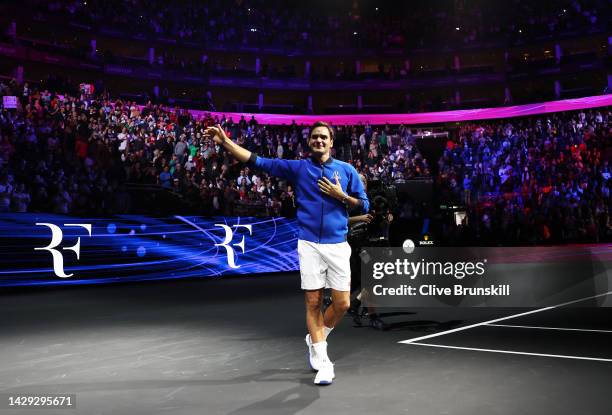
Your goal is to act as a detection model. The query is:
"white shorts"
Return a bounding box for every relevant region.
[298,239,351,292]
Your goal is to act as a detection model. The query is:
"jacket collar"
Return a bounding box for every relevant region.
[310,155,334,166]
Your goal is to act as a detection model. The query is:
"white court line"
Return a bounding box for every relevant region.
[409,343,612,363]
[398,290,612,345]
[485,323,612,334]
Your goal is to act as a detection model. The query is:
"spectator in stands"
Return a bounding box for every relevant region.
[11,183,30,212]
[0,174,12,212]
[158,165,172,189]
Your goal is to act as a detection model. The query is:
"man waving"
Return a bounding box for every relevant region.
[205,121,369,385]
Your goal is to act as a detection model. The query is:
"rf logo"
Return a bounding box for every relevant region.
[34,223,92,278]
[214,224,253,269]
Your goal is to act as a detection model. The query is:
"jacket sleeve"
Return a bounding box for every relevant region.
[347,165,369,214]
[248,153,299,181]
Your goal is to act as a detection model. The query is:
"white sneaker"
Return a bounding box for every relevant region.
[314,361,335,385]
[305,334,320,371]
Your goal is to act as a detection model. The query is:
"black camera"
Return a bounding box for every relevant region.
[348,192,392,247]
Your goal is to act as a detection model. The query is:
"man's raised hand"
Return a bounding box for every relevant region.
[204,125,229,145]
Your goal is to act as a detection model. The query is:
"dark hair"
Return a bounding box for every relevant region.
[310,121,335,141]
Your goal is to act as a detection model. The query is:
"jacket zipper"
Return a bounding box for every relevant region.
[319,164,324,242]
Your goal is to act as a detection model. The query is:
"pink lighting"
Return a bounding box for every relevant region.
[185,94,612,125]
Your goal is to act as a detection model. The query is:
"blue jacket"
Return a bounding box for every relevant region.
[250,154,369,243]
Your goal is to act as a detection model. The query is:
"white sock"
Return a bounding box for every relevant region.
[323,326,334,339]
[312,341,329,362]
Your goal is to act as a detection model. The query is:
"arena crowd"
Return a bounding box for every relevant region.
[0,79,609,244]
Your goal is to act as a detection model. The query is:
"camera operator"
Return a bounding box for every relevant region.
[347,175,394,329]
